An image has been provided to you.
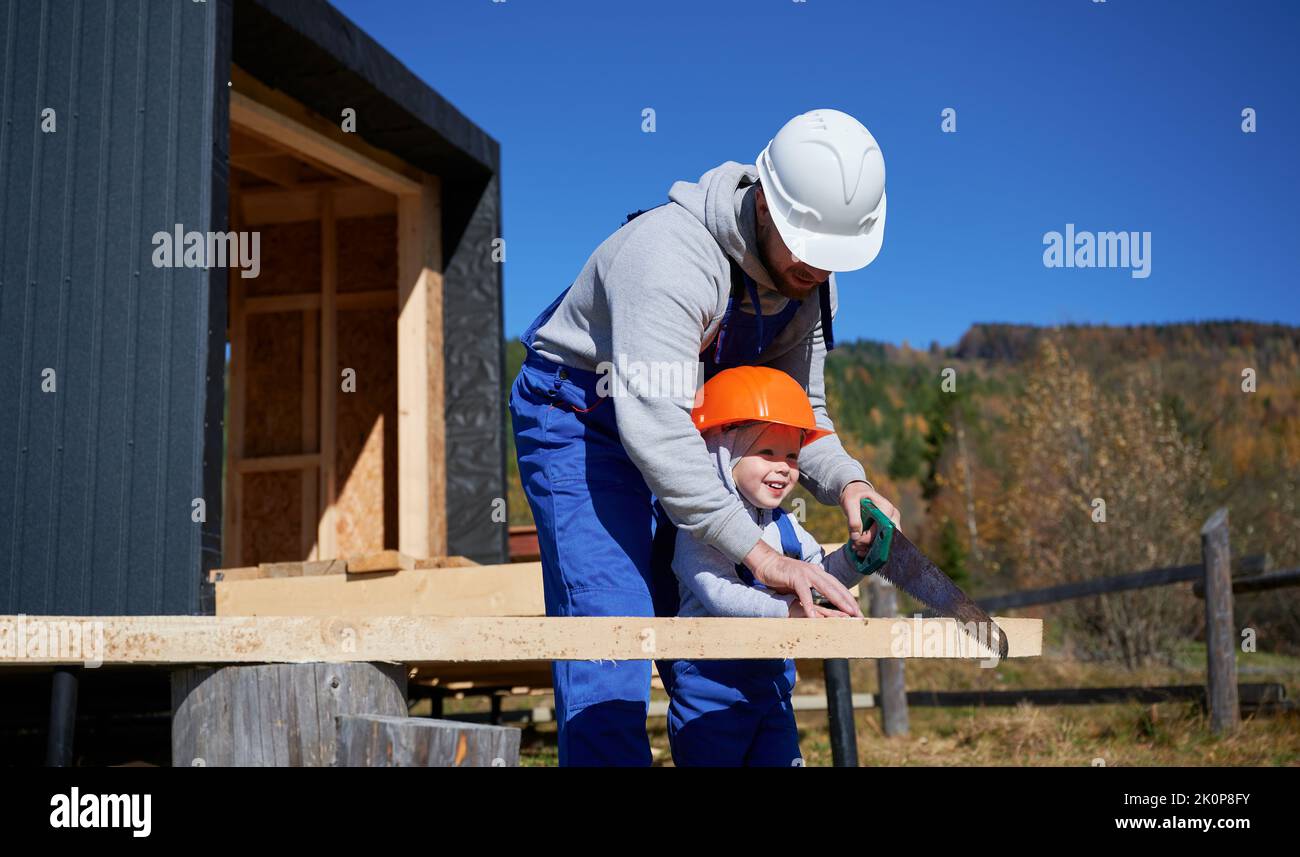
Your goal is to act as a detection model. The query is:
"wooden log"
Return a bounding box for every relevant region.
[333,715,519,767]
[170,662,407,766]
[3,615,1042,665]
[1201,508,1240,735]
[868,577,910,737]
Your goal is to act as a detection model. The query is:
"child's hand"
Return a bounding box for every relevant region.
[788,601,852,619]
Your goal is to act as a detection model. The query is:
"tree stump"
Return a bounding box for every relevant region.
[171,662,407,766]
[334,715,521,766]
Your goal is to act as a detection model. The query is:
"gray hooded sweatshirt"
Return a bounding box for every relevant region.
[672,422,866,618]
[530,161,870,564]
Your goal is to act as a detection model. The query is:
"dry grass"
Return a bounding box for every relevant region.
[440,643,1300,767]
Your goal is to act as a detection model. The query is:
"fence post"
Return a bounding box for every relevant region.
[1201,508,1240,735]
[822,658,858,767]
[868,577,910,736]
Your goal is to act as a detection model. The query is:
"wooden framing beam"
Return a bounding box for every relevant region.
[397,176,446,558]
[230,151,301,188]
[238,184,396,226]
[301,306,320,561]
[0,615,1041,665]
[230,88,420,197]
[242,290,397,316]
[235,453,321,474]
[318,192,339,559]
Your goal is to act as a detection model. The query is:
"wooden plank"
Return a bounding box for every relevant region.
[348,550,416,574]
[217,563,545,617]
[256,560,349,579]
[334,715,520,767]
[236,453,320,474]
[302,304,320,560]
[208,566,261,584]
[409,661,552,689]
[243,290,398,315]
[318,192,339,559]
[230,151,301,188]
[230,90,420,196]
[208,557,472,584]
[3,616,1042,666]
[977,564,1204,611]
[413,556,479,569]
[1194,567,1300,598]
[397,176,446,558]
[240,184,396,227]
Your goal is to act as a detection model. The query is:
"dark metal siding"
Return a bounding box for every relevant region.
[0,0,229,615]
[443,172,507,564]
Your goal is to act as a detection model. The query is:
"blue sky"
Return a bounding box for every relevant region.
[333,0,1299,347]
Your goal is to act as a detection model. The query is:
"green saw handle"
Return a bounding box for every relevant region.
[842,497,894,575]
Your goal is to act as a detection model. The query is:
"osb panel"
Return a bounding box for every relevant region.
[241,471,304,565]
[333,307,397,556]
[336,215,396,293]
[243,311,304,458]
[244,220,321,297]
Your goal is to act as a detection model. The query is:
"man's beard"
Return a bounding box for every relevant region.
[757,220,822,300]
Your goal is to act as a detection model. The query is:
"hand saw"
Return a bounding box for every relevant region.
[843,498,1008,660]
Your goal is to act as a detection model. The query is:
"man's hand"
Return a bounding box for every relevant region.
[788,601,851,618]
[840,481,902,558]
[743,540,864,618]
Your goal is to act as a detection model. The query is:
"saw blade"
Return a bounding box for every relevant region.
[878,532,1009,660]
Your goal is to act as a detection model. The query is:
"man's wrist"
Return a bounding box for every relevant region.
[743,538,778,574]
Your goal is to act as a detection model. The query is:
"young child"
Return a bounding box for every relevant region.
[662,366,869,767]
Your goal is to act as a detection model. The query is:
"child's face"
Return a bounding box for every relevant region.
[732,423,802,509]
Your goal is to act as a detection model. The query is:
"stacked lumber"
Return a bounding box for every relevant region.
[208,550,480,583]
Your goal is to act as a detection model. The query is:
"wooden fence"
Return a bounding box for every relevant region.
[862,507,1298,749]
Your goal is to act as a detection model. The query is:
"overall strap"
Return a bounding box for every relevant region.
[818,281,836,352]
[744,275,765,356]
[712,258,747,365]
[771,507,805,560]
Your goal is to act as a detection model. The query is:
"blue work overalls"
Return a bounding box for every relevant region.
[662,508,806,767]
[509,205,833,766]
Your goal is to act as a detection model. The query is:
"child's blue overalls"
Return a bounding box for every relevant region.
[662,507,805,767]
[509,204,833,766]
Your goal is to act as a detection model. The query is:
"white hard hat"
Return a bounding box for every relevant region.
[755,109,887,272]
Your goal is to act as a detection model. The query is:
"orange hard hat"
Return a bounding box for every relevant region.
[691,366,831,447]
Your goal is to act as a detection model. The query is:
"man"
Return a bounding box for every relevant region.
[510,109,901,766]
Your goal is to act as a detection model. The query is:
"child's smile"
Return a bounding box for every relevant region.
[733,423,803,510]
